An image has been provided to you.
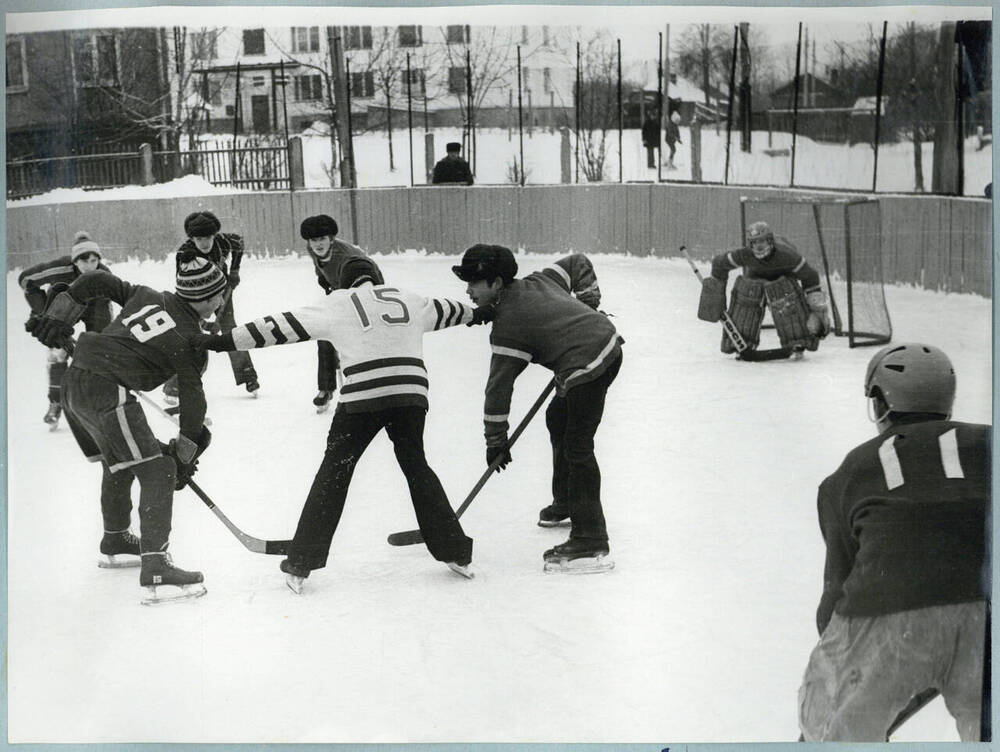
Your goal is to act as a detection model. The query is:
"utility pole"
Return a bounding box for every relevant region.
[326,26,353,187]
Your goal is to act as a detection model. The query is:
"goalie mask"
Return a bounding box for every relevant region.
[747,221,774,260]
[864,343,955,428]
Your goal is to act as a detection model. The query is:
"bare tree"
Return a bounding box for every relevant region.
[572,31,625,182]
[675,24,730,105]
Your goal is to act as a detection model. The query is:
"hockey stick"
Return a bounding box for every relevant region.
[136,390,292,556]
[387,378,557,547]
[680,245,748,353]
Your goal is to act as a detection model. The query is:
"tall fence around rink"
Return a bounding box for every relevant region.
[6,183,991,297]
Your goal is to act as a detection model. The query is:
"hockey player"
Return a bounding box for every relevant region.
[197,265,483,594]
[163,210,259,403]
[19,231,113,427]
[28,253,223,604]
[798,343,990,741]
[299,214,384,413]
[698,221,831,359]
[452,245,623,573]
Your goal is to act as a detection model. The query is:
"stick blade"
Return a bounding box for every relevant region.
[387,530,424,546]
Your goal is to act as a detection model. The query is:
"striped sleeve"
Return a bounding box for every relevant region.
[424,297,475,331]
[710,249,742,281]
[230,305,324,350]
[483,353,529,443]
[542,254,600,297]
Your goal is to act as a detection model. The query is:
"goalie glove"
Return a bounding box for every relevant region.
[805,290,831,338]
[697,277,726,322]
[32,291,86,349]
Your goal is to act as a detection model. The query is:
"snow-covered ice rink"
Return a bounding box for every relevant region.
[6,252,992,743]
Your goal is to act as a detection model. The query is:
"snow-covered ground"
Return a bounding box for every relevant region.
[5,253,991,743]
[6,127,993,209]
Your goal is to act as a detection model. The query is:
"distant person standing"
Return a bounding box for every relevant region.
[163,211,259,403]
[641,113,659,169]
[299,214,384,412]
[664,111,682,169]
[431,142,474,185]
[20,231,113,428]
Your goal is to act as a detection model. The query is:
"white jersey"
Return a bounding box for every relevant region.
[229,283,474,413]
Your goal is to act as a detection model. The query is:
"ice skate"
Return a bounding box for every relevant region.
[139,552,206,605]
[162,386,179,406]
[446,561,475,579]
[280,559,309,595]
[543,538,614,574]
[43,401,62,430]
[537,503,570,528]
[98,529,141,569]
[245,379,260,398]
[313,390,334,414]
[791,344,805,361]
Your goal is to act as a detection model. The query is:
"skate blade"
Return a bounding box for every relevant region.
[98,554,140,569]
[537,519,571,528]
[162,396,179,406]
[47,422,60,432]
[315,404,330,414]
[543,554,615,575]
[141,583,207,605]
[447,562,475,579]
[285,574,305,594]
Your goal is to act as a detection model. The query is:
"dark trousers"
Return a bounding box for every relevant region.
[288,404,472,571]
[217,293,257,386]
[645,144,656,168]
[544,351,622,541]
[317,340,340,392]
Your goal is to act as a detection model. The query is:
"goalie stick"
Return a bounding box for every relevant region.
[136,390,292,556]
[681,245,793,362]
[387,379,557,547]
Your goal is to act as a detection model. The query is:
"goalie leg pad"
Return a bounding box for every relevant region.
[764,277,819,351]
[722,276,766,353]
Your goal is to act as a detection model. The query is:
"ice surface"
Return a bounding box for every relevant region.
[5,253,991,743]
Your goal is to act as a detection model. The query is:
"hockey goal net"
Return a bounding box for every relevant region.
[740,195,892,347]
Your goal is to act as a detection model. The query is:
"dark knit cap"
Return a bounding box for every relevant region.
[176,252,228,302]
[184,211,221,238]
[300,214,339,240]
[452,244,518,285]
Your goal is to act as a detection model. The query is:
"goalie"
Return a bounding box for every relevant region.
[698,221,831,359]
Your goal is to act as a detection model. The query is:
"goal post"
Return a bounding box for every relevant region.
[740,195,892,348]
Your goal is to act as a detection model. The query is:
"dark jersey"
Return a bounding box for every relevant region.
[310,238,384,294]
[19,255,113,331]
[175,232,244,276]
[431,155,474,185]
[64,272,210,439]
[484,254,622,443]
[816,419,990,634]
[710,237,821,294]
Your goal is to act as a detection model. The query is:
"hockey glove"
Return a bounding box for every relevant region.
[227,269,241,289]
[24,312,41,333]
[576,284,602,310]
[486,441,512,473]
[33,291,86,349]
[805,291,831,338]
[468,306,495,327]
[165,426,212,490]
[697,277,726,322]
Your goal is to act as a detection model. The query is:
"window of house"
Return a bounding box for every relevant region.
[446,25,469,44]
[6,36,27,91]
[448,66,466,95]
[291,27,320,53]
[350,70,375,98]
[345,26,372,50]
[543,68,553,94]
[294,74,323,101]
[200,77,224,106]
[406,68,425,96]
[398,26,422,47]
[73,32,119,87]
[190,30,218,60]
[522,67,530,91]
[243,28,265,55]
